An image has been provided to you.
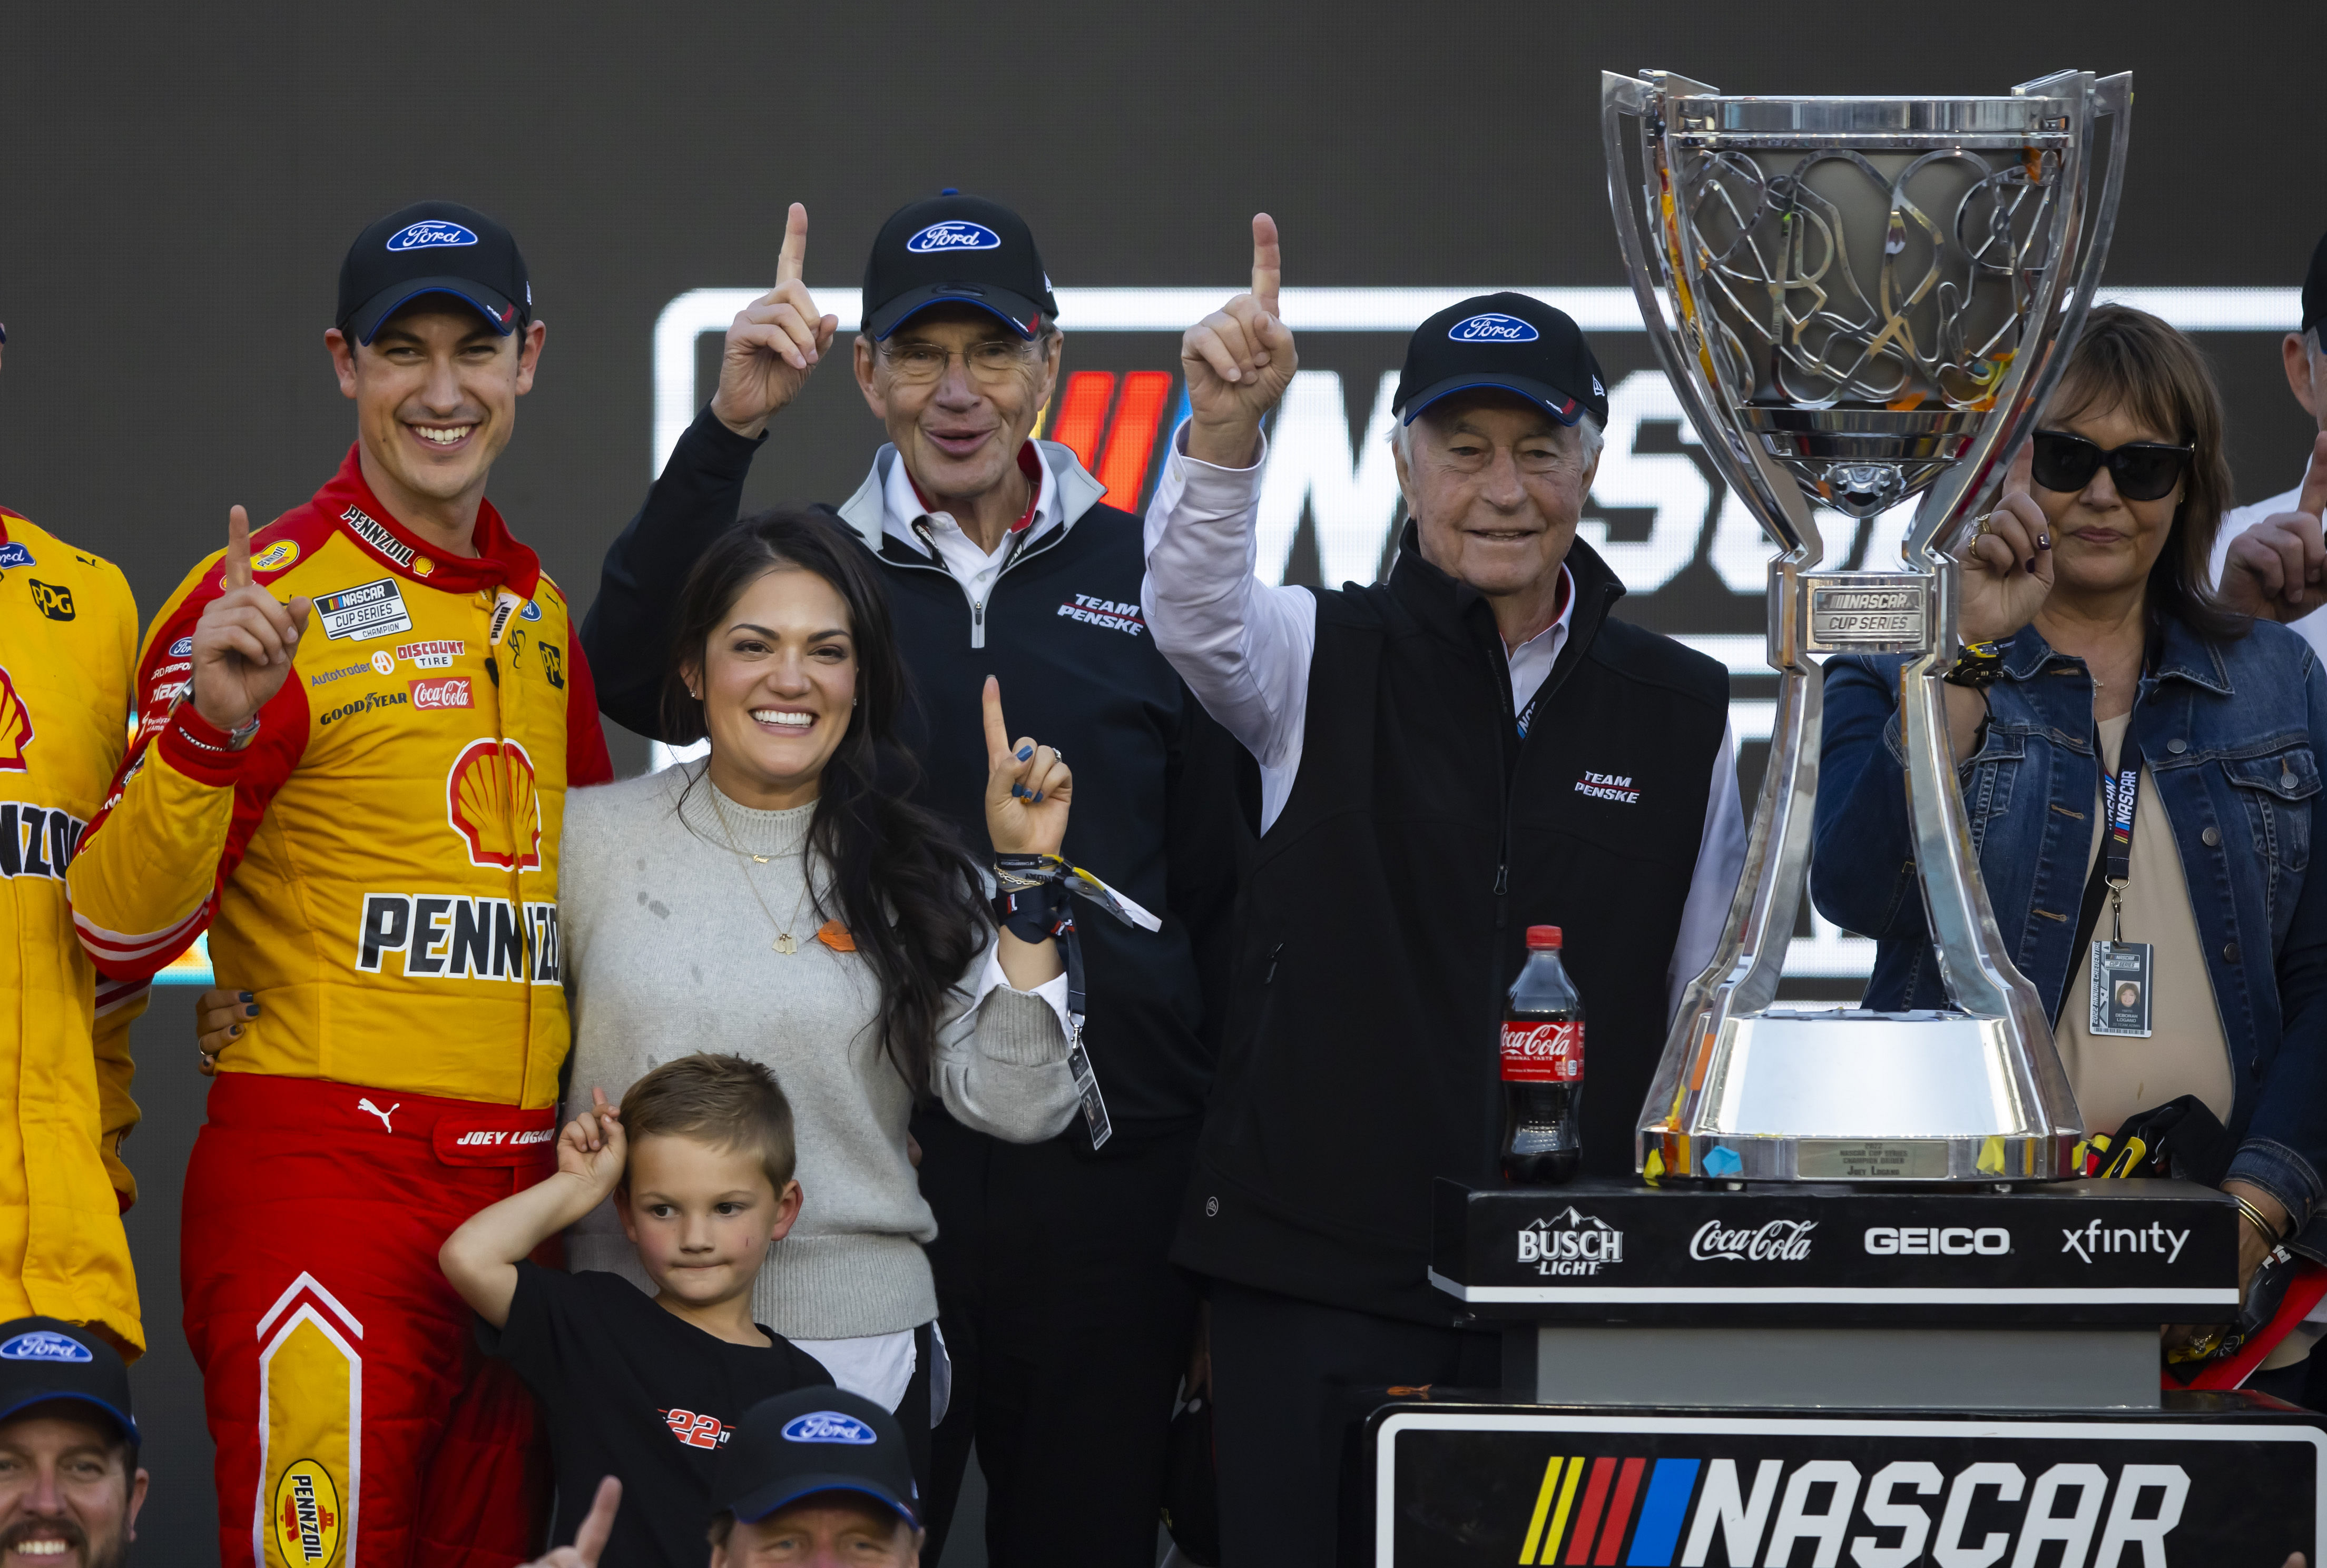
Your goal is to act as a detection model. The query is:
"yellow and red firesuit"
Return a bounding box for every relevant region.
[68,447,612,1567]
[0,506,145,1359]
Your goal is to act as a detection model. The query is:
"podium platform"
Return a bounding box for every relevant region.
[1357,1178,2323,1565]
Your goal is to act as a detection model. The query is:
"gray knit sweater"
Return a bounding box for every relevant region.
[557,764,1076,1339]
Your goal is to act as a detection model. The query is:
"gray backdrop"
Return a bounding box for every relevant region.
[3,3,2316,1561]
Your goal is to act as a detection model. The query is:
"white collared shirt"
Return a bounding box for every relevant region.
[879,441,1063,604]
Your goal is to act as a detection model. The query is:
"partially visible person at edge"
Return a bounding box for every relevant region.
[1140,218,1746,1561]
[66,201,612,1566]
[577,194,1240,1564]
[556,510,1090,1489]
[2210,229,2327,652]
[0,1317,150,1568]
[0,317,148,1362]
[1813,304,2327,1405]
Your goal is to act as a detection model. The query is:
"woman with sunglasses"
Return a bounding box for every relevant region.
[1815,305,2327,1399]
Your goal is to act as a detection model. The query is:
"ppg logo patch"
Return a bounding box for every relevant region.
[1449,312,1539,343]
[0,1330,93,1363]
[386,221,479,252]
[781,1411,878,1445]
[907,221,1000,253]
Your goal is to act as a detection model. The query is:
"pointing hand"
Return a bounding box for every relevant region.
[189,506,311,736]
[709,203,840,439]
[1181,213,1298,468]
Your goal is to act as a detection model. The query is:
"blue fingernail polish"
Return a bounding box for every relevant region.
[238,991,254,1002]
[1032,791,1043,803]
[1016,745,1033,761]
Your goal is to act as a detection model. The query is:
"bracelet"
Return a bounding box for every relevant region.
[1941,640,2006,690]
[2232,1193,2286,1246]
[174,713,261,754]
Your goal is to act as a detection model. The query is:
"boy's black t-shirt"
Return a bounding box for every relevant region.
[480,1263,833,1567]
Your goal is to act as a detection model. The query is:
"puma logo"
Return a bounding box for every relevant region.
[357,1098,399,1133]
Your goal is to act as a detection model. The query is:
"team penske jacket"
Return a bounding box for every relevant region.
[0,506,146,1355]
[68,447,612,1111]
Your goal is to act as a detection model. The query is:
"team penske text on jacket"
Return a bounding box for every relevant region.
[357,893,561,984]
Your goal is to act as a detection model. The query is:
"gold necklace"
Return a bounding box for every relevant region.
[708,787,814,955]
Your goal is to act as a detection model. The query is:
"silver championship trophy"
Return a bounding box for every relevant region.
[1604,70,2133,1184]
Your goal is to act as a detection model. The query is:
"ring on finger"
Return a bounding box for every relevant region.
[1973,514,1995,538]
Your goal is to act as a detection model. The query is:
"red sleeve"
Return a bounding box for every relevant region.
[564,631,614,787]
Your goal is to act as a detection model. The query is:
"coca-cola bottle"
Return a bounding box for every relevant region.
[1501,924,1584,1185]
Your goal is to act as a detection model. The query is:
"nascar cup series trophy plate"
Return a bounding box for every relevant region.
[1605,69,2132,1184]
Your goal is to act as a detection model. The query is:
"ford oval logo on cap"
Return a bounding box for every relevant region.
[781,1411,878,1445]
[0,1330,93,1363]
[386,221,480,253]
[907,221,1001,254]
[1449,312,1539,343]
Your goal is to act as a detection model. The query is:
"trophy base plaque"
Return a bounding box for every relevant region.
[1639,1011,2079,1185]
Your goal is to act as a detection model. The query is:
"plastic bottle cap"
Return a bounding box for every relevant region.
[1526,925,1562,949]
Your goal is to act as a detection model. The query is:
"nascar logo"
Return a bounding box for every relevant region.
[1515,1453,2189,1566]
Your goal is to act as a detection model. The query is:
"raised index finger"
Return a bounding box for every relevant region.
[572,1476,621,1562]
[981,675,1011,764]
[223,505,253,591]
[775,203,809,289]
[2299,429,2327,520]
[2002,432,2035,501]
[1251,213,1281,320]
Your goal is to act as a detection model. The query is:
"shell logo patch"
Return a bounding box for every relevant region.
[446,737,541,870]
[411,554,435,578]
[271,1458,342,1565]
[251,539,301,574]
[0,666,34,773]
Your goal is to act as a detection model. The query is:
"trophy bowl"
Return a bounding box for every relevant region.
[1605,70,2133,1185]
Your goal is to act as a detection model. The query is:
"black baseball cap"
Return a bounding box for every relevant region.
[0,1318,137,1448]
[862,191,1057,342]
[2304,230,2327,336]
[713,1387,919,1531]
[337,201,532,347]
[1394,292,1609,430]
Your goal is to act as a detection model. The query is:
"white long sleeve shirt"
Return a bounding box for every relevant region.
[1139,424,1747,1020]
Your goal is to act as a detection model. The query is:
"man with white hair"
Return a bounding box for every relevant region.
[1141,219,1745,1561]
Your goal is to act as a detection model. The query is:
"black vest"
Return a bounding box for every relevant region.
[1171,532,1730,1322]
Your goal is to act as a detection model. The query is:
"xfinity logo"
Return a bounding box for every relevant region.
[2061,1219,2189,1265]
[1690,1218,1816,1263]
[1449,311,1538,342]
[907,221,1000,253]
[1865,1226,2011,1256]
[386,221,478,252]
[1516,1208,1623,1276]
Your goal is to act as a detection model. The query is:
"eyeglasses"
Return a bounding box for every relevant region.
[2029,430,2193,503]
[877,339,1037,386]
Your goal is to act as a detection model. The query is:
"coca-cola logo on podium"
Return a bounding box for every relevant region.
[1500,1021,1582,1083]
[1689,1218,1817,1263]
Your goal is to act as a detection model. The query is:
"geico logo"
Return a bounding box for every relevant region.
[0,801,85,881]
[1520,1455,2192,1566]
[1864,1226,2011,1256]
[2060,1219,2191,1265]
[356,893,561,984]
[319,689,408,726]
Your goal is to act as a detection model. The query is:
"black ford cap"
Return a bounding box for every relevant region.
[2304,230,2327,336]
[862,191,1057,342]
[337,201,532,347]
[1394,291,1609,429]
[0,1318,137,1448]
[713,1387,919,1531]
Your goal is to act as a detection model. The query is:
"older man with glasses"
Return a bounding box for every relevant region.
[581,192,1239,1567]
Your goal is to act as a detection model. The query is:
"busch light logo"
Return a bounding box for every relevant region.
[169,636,195,657]
[386,221,479,253]
[1690,1218,1817,1263]
[907,221,1002,254]
[0,1330,93,1363]
[782,1411,878,1445]
[1516,1207,1623,1277]
[1449,311,1539,343]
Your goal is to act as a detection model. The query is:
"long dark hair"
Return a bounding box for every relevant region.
[661,509,987,1096]
[2049,304,2247,643]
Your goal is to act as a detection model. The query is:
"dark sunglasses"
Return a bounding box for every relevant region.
[2029,429,2192,503]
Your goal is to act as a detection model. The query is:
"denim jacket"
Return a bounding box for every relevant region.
[1812,616,2327,1231]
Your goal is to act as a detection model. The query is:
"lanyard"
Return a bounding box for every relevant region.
[2096,739,2141,940]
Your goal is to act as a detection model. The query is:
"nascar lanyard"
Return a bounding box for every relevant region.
[2096,745,2141,939]
[2084,734,2154,1038]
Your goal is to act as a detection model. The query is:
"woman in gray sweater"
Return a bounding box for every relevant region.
[556,509,1082,1464]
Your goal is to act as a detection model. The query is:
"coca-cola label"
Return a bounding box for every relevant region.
[408,676,473,711]
[1501,1020,1582,1083]
[1690,1218,1817,1263]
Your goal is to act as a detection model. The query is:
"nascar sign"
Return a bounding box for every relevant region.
[1368,1405,2322,1565]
